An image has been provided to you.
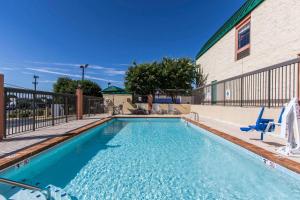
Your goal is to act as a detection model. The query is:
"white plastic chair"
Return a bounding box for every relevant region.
[168,104,174,114]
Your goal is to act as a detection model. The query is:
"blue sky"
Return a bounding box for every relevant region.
[0,0,244,91]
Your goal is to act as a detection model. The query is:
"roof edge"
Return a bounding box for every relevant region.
[195,0,264,60]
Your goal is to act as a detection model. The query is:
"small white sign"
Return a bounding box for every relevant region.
[225,89,231,100]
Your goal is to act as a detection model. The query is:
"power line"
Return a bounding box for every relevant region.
[4,82,27,89]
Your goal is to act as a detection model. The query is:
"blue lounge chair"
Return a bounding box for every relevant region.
[241,107,285,140]
[240,107,274,139]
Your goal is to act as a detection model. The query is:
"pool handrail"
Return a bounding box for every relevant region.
[0,177,50,199]
[190,112,199,121]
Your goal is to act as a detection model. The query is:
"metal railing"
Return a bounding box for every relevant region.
[4,87,77,137]
[192,58,300,107]
[0,177,50,199]
[83,95,104,116]
[133,94,191,104]
[189,112,199,121]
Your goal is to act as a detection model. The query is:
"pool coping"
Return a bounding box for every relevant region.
[183,117,300,175]
[0,115,300,175]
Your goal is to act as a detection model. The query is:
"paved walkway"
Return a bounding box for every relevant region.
[191,115,300,164]
[0,114,110,158]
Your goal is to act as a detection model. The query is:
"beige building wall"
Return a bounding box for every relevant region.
[157,104,191,114]
[190,105,281,135]
[197,0,300,83]
[103,94,134,114]
[137,103,191,114]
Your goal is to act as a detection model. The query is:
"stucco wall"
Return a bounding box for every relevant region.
[137,103,191,114]
[190,105,281,135]
[197,0,300,83]
[103,94,134,114]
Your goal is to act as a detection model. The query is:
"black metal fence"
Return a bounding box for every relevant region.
[4,87,77,137]
[83,96,104,116]
[133,94,192,104]
[192,58,300,107]
[133,95,148,104]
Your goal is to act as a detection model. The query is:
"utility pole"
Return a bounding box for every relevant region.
[80,64,89,81]
[32,75,39,131]
[33,75,39,91]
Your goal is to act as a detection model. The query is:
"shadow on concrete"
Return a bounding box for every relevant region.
[250,138,285,147]
[263,141,285,147]
[4,133,70,142]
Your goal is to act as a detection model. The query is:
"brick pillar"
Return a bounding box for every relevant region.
[76,88,83,120]
[0,74,4,140]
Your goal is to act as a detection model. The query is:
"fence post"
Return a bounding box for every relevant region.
[65,96,68,123]
[52,95,55,126]
[223,82,226,106]
[88,99,90,117]
[76,88,83,120]
[32,90,36,131]
[240,77,243,107]
[268,70,271,108]
[0,74,5,140]
[298,61,300,103]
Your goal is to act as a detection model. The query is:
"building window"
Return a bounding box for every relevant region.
[236,16,251,60]
[238,23,250,49]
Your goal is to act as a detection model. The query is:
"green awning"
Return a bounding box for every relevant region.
[102,86,130,94]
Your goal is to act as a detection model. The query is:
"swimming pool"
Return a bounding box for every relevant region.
[1,118,300,199]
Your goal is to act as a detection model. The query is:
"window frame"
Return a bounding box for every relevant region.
[235,15,251,60]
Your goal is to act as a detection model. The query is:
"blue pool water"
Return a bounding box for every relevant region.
[1,118,300,199]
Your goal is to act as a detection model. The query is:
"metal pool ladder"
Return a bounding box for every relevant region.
[190,112,199,121]
[0,177,51,199]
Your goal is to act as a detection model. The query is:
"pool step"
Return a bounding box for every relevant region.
[7,184,71,200]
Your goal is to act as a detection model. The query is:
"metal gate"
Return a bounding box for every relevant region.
[83,96,104,116]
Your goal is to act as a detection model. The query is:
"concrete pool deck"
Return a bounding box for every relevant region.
[0,114,110,158]
[0,114,113,170]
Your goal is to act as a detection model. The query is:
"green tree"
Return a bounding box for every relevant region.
[125,57,207,103]
[193,64,208,104]
[53,77,102,97]
[77,80,102,97]
[53,77,77,94]
[195,64,208,88]
[125,62,160,96]
[160,57,196,102]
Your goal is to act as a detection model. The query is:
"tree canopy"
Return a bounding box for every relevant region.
[125,57,207,101]
[53,77,102,97]
[125,62,160,95]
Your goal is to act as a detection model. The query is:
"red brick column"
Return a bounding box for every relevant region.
[0,74,4,140]
[76,88,83,120]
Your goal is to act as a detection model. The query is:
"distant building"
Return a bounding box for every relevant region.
[102,86,133,114]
